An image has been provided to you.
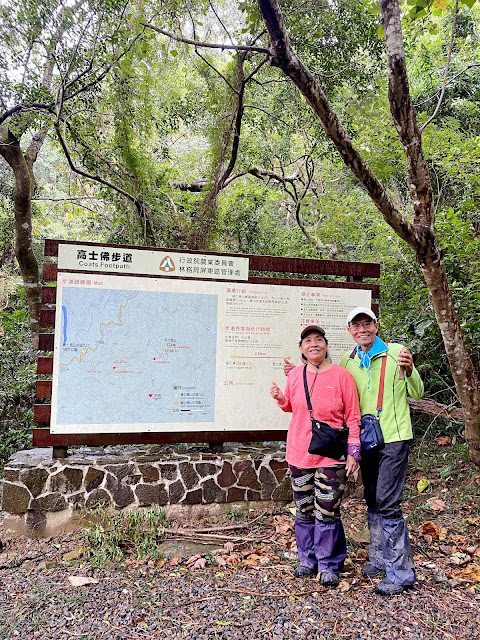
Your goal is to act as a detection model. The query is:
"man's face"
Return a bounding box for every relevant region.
[347,314,379,351]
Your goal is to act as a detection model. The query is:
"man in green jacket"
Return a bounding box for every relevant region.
[340,306,424,595]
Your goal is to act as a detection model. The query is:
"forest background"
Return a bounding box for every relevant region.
[1,0,480,469]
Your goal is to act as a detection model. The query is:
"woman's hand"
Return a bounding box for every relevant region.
[345,454,359,477]
[270,380,285,404]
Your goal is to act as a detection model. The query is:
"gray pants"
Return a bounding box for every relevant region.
[360,441,416,586]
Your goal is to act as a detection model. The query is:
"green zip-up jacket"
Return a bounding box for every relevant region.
[339,342,424,443]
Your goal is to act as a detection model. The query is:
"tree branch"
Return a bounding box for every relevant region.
[256,0,417,248]
[54,119,155,243]
[141,23,270,54]
[380,0,434,229]
[420,0,459,132]
[194,49,238,94]
[219,53,247,188]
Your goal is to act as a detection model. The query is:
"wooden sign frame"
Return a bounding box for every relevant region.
[34,239,380,457]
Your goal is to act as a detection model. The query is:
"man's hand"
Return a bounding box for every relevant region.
[283,357,295,377]
[397,347,413,377]
[270,380,285,404]
[345,454,359,477]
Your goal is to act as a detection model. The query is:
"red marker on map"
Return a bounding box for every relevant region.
[148,394,153,397]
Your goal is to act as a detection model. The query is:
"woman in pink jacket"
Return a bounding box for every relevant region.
[270,325,361,586]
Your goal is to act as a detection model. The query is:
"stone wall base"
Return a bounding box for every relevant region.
[2,444,292,536]
[1,444,362,537]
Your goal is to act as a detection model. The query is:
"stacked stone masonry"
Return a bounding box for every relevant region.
[2,444,292,533]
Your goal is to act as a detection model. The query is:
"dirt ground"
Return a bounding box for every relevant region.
[1,441,480,640]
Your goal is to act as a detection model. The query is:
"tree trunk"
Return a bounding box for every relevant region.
[188,53,247,251]
[0,131,42,348]
[418,234,480,465]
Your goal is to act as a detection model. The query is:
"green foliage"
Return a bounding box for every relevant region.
[0,287,34,467]
[82,503,170,567]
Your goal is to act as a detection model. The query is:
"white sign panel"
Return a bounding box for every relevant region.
[50,273,370,434]
[58,243,250,281]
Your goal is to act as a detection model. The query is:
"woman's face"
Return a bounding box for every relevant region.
[299,332,327,364]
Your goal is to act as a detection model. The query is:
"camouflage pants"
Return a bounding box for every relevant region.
[290,464,347,524]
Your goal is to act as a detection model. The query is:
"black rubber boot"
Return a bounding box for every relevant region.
[294,564,317,578]
[362,563,385,578]
[320,571,339,587]
[374,577,412,596]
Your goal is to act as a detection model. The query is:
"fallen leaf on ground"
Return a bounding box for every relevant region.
[448,564,480,583]
[168,556,182,566]
[274,515,294,535]
[192,557,206,570]
[224,542,234,553]
[431,566,448,583]
[425,497,446,511]
[420,521,440,540]
[242,557,260,567]
[436,436,452,446]
[339,580,351,592]
[185,555,201,567]
[215,555,227,567]
[349,529,370,544]
[63,546,84,562]
[356,549,369,562]
[417,478,430,493]
[451,534,467,545]
[449,552,470,565]
[68,576,100,587]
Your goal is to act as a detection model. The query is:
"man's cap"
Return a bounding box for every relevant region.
[299,325,326,341]
[347,307,377,324]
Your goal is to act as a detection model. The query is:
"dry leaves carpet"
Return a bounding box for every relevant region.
[0,440,479,640]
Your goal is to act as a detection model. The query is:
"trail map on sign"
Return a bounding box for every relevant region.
[54,283,217,428]
[51,273,371,434]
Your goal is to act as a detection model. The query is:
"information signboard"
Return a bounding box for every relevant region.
[58,243,249,280]
[50,271,370,434]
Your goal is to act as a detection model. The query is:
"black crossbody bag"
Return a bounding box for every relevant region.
[304,366,349,461]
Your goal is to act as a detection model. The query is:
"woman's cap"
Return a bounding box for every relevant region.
[300,325,326,341]
[347,307,377,325]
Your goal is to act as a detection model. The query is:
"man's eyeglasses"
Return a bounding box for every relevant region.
[350,320,375,330]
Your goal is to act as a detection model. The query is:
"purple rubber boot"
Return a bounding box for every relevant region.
[294,517,317,572]
[314,520,347,574]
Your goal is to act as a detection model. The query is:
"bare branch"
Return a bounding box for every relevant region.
[54,118,155,245]
[194,50,238,93]
[159,191,178,217]
[209,0,235,45]
[244,56,269,83]
[25,130,49,167]
[421,0,459,132]
[141,23,270,54]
